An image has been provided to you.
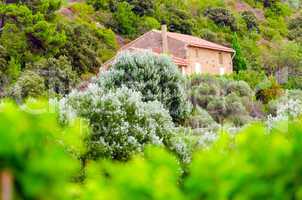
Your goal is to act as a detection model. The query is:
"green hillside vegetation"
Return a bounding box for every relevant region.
[0,0,117,100]
[1,1,302,197]
[1,100,302,199]
[0,0,301,101]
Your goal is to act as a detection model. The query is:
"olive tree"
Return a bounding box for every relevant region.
[98,50,190,124]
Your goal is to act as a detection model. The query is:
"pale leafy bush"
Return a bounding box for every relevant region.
[59,85,176,161]
[98,50,190,124]
[80,121,302,199]
[226,80,253,97]
[188,75,254,127]
[267,90,302,129]
[185,122,302,199]
[9,70,45,101]
[185,106,218,129]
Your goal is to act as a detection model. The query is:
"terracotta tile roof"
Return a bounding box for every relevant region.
[170,55,189,66]
[128,47,189,66]
[153,30,235,53]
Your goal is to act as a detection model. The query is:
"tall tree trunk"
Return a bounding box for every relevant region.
[0,170,13,200]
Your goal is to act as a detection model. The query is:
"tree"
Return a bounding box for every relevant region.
[204,7,237,31]
[232,33,247,72]
[60,86,176,161]
[113,2,138,36]
[98,51,190,124]
[58,21,117,74]
[127,0,155,16]
[241,11,258,31]
[28,56,79,96]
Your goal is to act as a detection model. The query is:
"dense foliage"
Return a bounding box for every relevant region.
[0,101,84,199]
[1,0,301,101]
[59,85,177,161]
[1,0,302,199]
[0,0,117,100]
[98,51,190,124]
[83,121,302,199]
[188,75,254,127]
[1,94,302,199]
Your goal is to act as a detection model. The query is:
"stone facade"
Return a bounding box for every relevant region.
[185,47,233,75]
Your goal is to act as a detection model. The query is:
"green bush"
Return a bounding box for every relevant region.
[204,7,237,31]
[87,0,110,10]
[99,51,190,124]
[185,121,302,199]
[60,86,176,161]
[255,77,284,104]
[231,70,267,89]
[138,16,160,33]
[288,14,302,43]
[188,75,254,126]
[58,20,117,74]
[9,70,45,101]
[113,2,138,37]
[79,120,302,199]
[226,80,253,97]
[241,11,259,31]
[82,146,184,200]
[28,56,79,96]
[184,106,218,129]
[0,101,82,199]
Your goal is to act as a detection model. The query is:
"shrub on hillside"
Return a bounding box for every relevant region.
[113,2,138,37]
[241,11,259,31]
[267,90,302,119]
[226,80,253,97]
[58,20,117,74]
[60,85,176,161]
[232,33,247,72]
[80,121,302,199]
[188,75,254,126]
[204,7,237,31]
[184,106,219,130]
[231,70,267,89]
[255,77,283,104]
[138,16,160,34]
[185,121,302,199]
[288,14,302,43]
[9,70,45,101]
[99,50,190,124]
[28,56,79,96]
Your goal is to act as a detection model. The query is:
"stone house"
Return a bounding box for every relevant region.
[104,25,235,75]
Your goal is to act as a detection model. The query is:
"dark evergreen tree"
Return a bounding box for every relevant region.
[232,33,247,72]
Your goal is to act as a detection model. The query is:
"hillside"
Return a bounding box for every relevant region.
[1,1,302,199]
[0,0,301,100]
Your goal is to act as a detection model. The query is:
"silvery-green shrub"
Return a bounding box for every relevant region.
[98,50,190,124]
[59,85,176,161]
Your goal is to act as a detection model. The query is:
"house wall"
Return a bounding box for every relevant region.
[185,47,233,75]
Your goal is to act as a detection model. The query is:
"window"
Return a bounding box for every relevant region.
[218,52,223,65]
[195,63,201,74]
[195,49,199,57]
[181,66,186,75]
[220,67,225,76]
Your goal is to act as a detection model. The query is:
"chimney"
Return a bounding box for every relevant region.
[161,25,169,54]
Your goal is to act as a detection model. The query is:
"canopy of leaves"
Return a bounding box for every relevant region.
[98,51,190,124]
[60,85,176,161]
